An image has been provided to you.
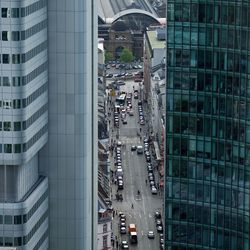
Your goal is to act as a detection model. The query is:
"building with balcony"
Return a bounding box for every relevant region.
[166,1,250,249]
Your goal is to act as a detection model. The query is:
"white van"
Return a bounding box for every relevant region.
[137,146,143,154]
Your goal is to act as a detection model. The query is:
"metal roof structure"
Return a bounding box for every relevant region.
[98,0,159,24]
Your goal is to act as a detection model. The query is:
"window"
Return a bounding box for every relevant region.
[5,237,13,246]
[3,100,12,109]
[2,54,10,64]
[14,122,21,131]
[14,237,22,246]
[13,99,21,109]
[14,215,22,224]
[4,122,11,131]
[2,77,10,86]
[12,31,20,41]
[2,31,9,41]
[103,235,107,247]
[103,223,107,233]
[12,77,21,86]
[1,8,9,18]
[14,144,21,153]
[4,215,12,224]
[11,8,19,18]
[4,144,12,153]
[12,54,20,64]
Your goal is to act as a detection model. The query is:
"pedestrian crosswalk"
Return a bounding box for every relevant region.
[117,136,142,144]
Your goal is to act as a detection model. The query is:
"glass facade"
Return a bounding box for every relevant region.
[166,1,250,249]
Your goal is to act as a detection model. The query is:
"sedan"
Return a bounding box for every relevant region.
[149,175,154,182]
[157,225,163,233]
[151,186,157,194]
[120,218,126,223]
[120,222,126,228]
[140,120,145,125]
[154,211,162,220]
[147,231,155,239]
[120,227,127,234]
[121,241,129,249]
[150,181,155,187]
[156,219,163,226]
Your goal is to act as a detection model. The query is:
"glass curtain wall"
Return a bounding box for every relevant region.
[166,1,250,249]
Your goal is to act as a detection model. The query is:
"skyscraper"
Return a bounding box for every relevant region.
[166,1,250,249]
[0,1,97,249]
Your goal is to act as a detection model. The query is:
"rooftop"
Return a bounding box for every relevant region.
[98,0,159,23]
[146,30,165,49]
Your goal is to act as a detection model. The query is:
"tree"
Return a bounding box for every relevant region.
[119,48,134,63]
[105,51,113,63]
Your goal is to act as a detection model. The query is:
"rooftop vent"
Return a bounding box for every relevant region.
[156,28,166,41]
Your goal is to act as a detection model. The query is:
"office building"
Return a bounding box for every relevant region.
[166,1,250,249]
[0,0,97,249]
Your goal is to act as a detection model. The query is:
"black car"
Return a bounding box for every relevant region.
[131,145,137,151]
[155,211,162,220]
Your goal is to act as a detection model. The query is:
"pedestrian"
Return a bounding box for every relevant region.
[145,179,148,185]
[131,203,134,209]
[116,240,118,248]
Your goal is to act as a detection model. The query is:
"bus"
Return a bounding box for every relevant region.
[116,93,126,106]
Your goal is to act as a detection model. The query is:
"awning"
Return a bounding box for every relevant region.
[153,141,161,161]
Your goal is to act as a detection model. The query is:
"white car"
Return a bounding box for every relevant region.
[151,186,157,194]
[147,231,155,239]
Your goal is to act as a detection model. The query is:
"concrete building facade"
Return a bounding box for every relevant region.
[0,0,97,249]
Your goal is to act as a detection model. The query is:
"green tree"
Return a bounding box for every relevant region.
[105,51,113,63]
[120,48,134,63]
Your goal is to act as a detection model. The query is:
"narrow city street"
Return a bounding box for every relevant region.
[107,75,163,250]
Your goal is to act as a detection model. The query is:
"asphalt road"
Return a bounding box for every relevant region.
[108,77,163,250]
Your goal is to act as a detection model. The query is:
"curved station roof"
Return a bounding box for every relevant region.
[98,0,159,24]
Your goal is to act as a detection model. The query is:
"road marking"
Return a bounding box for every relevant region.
[149,213,152,218]
[141,230,144,236]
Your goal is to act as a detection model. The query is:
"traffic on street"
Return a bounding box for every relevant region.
[105,65,164,250]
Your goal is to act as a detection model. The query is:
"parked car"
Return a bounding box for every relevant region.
[155,211,162,220]
[120,226,126,234]
[151,186,157,194]
[157,225,163,233]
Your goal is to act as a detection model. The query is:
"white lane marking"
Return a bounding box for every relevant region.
[141,230,144,236]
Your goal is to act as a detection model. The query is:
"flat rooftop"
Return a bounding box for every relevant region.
[146,30,165,49]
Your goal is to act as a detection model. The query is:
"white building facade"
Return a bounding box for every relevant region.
[0,0,97,249]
